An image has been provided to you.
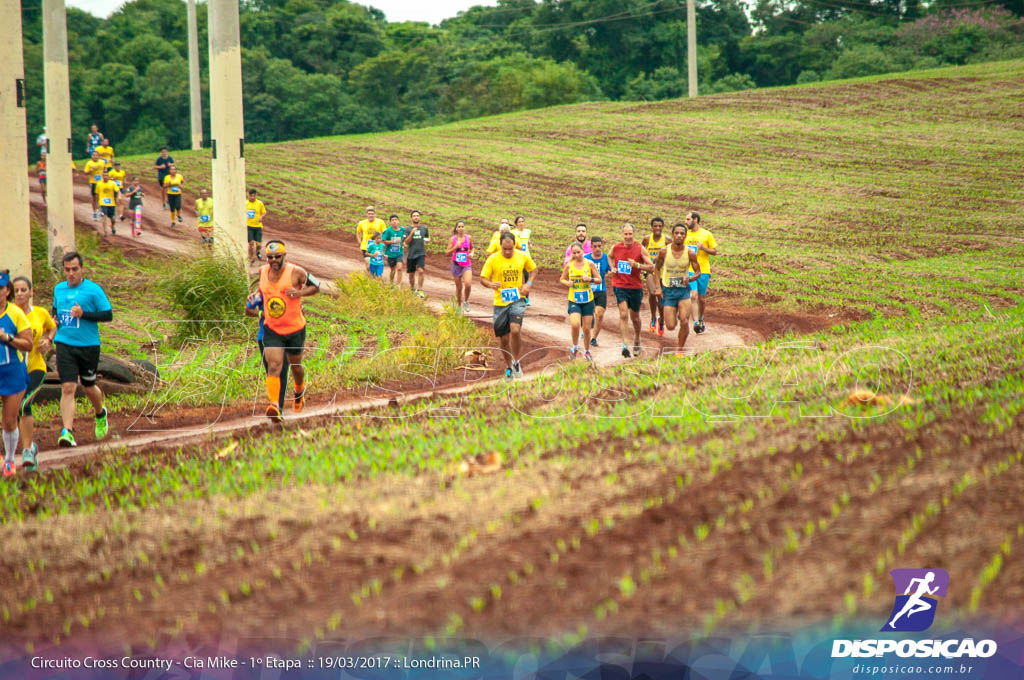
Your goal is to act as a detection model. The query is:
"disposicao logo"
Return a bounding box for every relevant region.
[882,568,948,632]
[831,568,998,660]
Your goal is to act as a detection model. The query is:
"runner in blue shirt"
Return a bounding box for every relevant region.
[51,252,113,448]
[0,270,33,477]
[585,235,612,347]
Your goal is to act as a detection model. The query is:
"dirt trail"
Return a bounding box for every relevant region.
[28,177,763,468]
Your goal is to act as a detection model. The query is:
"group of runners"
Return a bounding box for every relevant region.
[0,253,113,476]
[77,128,218,243]
[350,208,717,378]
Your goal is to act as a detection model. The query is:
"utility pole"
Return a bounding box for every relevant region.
[208,0,247,264]
[187,0,203,150]
[43,0,76,265]
[1,0,32,280]
[687,0,698,98]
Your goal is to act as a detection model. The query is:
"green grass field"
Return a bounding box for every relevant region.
[6,61,1024,652]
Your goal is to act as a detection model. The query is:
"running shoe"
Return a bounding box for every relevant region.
[462,301,471,314]
[591,338,598,347]
[169,222,175,228]
[633,344,641,358]
[513,362,524,379]
[162,202,168,209]
[293,389,305,413]
[2,461,13,478]
[650,320,657,332]
[696,320,706,334]
[22,443,38,471]
[120,214,126,221]
[416,290,425,299]
[505,368,513,381]
[694,321,701,333]
[525,298,531,307]
[57,428,76,448]
[177,215,183,223]
[658,318,665,337]
[569,346,578,360]
[621,345,631,358]
[93,211,98,220]
[266,404,283,422]
[584,350,594,362]
[94,407,109,439]
[111,226,116,235]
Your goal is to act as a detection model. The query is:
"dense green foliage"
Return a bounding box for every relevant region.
[19,0,1024,160]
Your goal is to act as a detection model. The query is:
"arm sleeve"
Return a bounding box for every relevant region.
[80,309,113,323]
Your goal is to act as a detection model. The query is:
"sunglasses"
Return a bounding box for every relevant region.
[266,254,284,261]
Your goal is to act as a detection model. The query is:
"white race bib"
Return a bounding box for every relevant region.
[617,260,632,275]
[500,287,520,303]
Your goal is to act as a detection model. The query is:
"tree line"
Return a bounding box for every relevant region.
[19,0,1024,161]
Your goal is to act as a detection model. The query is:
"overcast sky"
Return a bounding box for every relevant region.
[66,0,498,25]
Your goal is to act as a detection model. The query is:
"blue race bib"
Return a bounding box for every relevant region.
[456,253,468,264]
[500,288,520,303]
[573,290,590,303]
[57,310,80,329]
[200,215,210,223]
[247,210,256,219]
[617,260,632,275]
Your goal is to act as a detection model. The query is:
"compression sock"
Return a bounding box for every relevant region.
[266,376,281,405]
[3,429,19,463]
[294,381,305,397]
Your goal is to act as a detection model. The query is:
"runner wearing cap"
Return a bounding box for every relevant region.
[257,241,320,420]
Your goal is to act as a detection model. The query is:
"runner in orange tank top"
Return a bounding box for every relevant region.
[255,240,320,420]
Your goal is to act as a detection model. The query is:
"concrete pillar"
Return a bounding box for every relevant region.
[43,0,76,266]
[187,0,203,151]
[1,0,32,280]
[687,0,698,98]
[208,0,247,264]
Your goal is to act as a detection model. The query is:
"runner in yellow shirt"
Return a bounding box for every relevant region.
[94,138,114,166]
[356,206,386,271]
[107,161,126,220]
[196,189,214,247]
[82,151,106,221]
[480,232,537,380]
[683,211,719,334]
[246,189,268,262]
[486,220,521,254]
[12,276,56,471]
[162,164,185,226]
[0,270,33,478]
[94,168,121,236]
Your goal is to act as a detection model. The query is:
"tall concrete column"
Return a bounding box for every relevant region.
[208,0,247,264]
[43,0,76,266]
[687,0,698,98]
[187,0,203,150]
[1,0,32,280]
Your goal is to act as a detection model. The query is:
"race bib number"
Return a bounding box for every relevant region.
[101,197,113,206]
[617,260,632,275]
[688,245,699,255]
[591,281,604,292]
[0,345,10,366]
[371,255,383,265]
[200,215,210,223]
[247,210,256,219]
[521,244,528,252]
[456,252,468,264]
[170,187,181,194]
[93,174,102,182]
[58,310,80,329]
[114,180,122,187]
[573,290,590,304]
[387,245,400,255]
[500,287,520,303]
[668,276,687,288]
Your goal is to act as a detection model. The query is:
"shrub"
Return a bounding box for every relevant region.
[162,253,250,342]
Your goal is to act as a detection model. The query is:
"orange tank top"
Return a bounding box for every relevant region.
[259,262,306,334]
